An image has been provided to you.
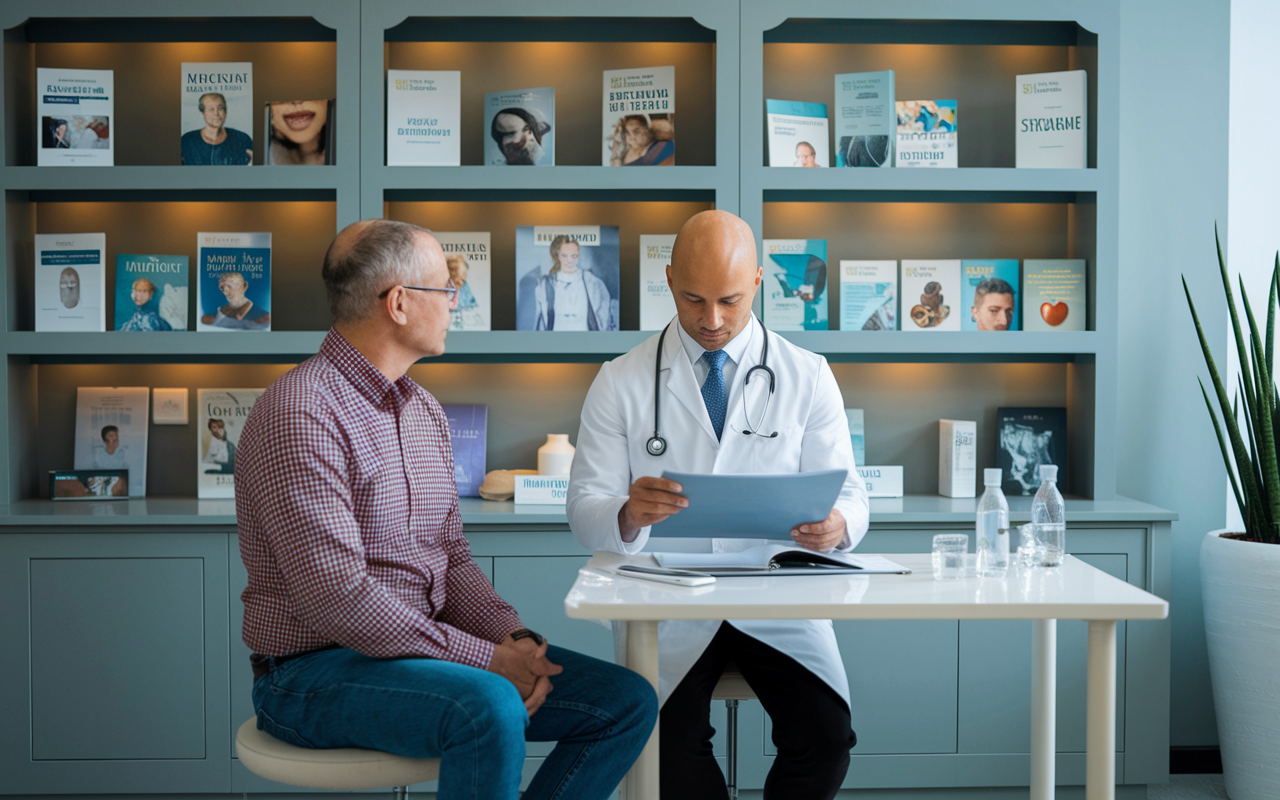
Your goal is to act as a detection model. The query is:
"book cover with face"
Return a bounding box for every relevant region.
[961,259,1020,331]
[434,232,492,331]
[198,388,265,499]
[35,232,105,332]
[603,66,675,166]
[181,62,253,166]
[515,226,620,331]
[114,254,188,331]
[196,232,271,332]
[484,87,555,166]
[73,386,149,497]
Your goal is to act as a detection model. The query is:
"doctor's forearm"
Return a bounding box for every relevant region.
[617,504,642,542]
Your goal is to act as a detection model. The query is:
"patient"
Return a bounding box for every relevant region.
[235,218,656,800]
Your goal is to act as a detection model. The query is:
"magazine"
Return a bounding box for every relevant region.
[639,234,678,330]
[484,87,555,166]
[35,232,105,332]
[114,254,188,331]
[1016,70,1087,169]
[197,388,265,499]
[901,260,961,331]
[602,66,675,166]
[37,68,113,166]
[766,99,828,167]
[263,99,334,165]
[515,226,620,331]
[434,232,491,330]
[896,99,958,168]
[1023,259,1086,331]
[73,386,149,497]
[196,232,271,332]
[763,239,828,331]
[387,70,460,166]
[180,62,253,165]
[961,259,1020,331]
[441,404,487,497]
[839,260,897,331]
[833,71,894,168]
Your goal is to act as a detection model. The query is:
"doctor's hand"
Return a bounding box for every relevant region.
[618,477,688,542]
[489,634,564,716]
[791,509,847,552]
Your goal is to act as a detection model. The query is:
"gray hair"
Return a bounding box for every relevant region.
[322,219,431,323]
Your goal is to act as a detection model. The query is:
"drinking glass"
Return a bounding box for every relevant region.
[932,533,969,580]
[1017,523,1040,568]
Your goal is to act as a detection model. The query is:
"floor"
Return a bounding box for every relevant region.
[1149,775,1229,799]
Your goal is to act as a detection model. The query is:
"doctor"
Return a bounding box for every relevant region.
[567,210,869,800]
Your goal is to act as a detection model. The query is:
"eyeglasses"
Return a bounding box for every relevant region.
[378,278,459,310]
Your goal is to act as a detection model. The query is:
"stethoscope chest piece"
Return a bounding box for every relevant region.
[646,436,667,457]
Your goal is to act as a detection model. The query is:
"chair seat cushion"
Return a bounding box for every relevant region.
[236,718,440,789]
[712,666,757,701]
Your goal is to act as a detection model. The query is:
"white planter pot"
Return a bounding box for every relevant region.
[1201,529,1280,800]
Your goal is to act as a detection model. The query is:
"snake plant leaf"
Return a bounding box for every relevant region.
[1237,373,1268,532]
[1204,379,1247,521]
[1267,256,1277,378]
[1240,279,1280,527]
[1216,226,1257,413]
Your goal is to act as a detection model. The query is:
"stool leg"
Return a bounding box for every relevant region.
[725,699,739,800]
[391,786,407,800]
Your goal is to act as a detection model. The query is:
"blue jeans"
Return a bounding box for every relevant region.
[251,645,657,800]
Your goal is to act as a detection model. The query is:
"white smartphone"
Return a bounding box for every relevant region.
[614,564,716,587]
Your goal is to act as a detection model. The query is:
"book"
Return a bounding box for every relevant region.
[846,409,865,466]
[441,404,487,497]
[833,71,894,167]
[900,260,961,331]
[386,70,460,166]
[1023,259,1086,331]
[198,388,264,499]
[181,62,254,166]
[484,87,554,166]
[896,99,958,168]
[939,419,977,498]
[961,259,1020,331]
[435,232,491,330]
[996,407,1067,496]
[766,99,829,167]
[37,68,113,166]
[264,99,334,165]
[113,254,188,331]
[603,66,675,166]
[35,233,106,332]
[515,226,620,331]
[839,260,897,331]
[196,232,271,331]
[73,386,149,497]
[857,465,904,498]
[655,544,910,575]
[763,239,828,331]
[639,234,677,330]
[1016,70,1087,169]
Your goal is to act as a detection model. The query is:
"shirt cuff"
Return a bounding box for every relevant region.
[444,630,499,671]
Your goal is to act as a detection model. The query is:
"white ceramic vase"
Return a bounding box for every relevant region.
[1201,529,1280,800]
[537,434,575,476]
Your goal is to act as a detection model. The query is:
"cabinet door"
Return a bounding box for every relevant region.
[957,554,1128,755]
[0,532,230,794]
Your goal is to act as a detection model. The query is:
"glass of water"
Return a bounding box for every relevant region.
[932,534,969,580]
[1016,523,1039,568]
[1035,523,1065,567]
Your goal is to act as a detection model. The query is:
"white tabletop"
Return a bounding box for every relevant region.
[564,552,1169,622]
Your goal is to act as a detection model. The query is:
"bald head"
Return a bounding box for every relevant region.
[322,218,441,323]
[666,210,762,351]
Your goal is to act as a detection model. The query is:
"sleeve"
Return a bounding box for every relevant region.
[567,359,650,555]
[800,359,870,551]
[436,478,525,644]
[249,406,501,669]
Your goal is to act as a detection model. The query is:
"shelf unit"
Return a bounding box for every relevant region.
[2,0,1116,502]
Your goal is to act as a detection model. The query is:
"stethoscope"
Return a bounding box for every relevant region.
[645,321,777,457]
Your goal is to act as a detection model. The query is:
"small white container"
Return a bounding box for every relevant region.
[537,434,575,476]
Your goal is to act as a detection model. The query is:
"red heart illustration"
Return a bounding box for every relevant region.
[1041,302,1069,326]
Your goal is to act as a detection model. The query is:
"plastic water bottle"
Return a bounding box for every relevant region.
[975,468,1009,578]
[1030,465,1066,567]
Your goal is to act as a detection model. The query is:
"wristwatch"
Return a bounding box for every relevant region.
[511,628,545,646]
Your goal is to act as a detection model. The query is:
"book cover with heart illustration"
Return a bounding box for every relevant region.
[1022,259,1086,331]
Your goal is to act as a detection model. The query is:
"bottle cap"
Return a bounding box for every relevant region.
[984,468,1002,486]
[1039,464,1059,482]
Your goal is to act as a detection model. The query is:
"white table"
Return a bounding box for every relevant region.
[563,552,1169,800]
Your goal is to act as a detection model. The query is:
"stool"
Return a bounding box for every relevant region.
[236,717,440,800]
[713,664,757,800]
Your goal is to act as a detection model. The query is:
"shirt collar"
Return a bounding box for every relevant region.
[320,328,418,412]
[675,313,757,368]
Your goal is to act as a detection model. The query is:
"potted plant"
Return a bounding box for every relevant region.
[1184,231,1280,800]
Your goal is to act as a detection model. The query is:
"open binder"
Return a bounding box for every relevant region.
[654,544,911,576]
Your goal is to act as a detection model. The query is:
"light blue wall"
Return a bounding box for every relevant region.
[1118,0,1231,748]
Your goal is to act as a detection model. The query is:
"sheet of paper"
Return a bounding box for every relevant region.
[651,469,846,539]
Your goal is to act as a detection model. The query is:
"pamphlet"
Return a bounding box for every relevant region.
[37,68,113,166]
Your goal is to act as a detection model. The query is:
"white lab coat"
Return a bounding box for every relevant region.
[567,314,870,706]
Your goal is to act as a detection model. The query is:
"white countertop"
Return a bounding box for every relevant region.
[564,552,1170,622]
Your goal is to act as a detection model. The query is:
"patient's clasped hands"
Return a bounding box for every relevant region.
[488,634,564,716]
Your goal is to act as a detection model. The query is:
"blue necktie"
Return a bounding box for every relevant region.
[701,350,729,440]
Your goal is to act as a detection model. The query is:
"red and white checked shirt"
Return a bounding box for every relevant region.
[236,329,523,669]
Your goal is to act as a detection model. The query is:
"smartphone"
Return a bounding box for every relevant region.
[614,564,716,586]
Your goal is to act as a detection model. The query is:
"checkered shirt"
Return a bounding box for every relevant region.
[236,329,523,669]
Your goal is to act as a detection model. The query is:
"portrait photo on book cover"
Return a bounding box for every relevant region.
[199,269,269,330]
[42,116,109,150]
[606,113,674,166]
[115,271,187,332]
[515,226,620,331]
[264,99,334,165]
[487,104,553,166]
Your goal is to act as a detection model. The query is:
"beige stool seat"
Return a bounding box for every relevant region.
[712,664,757,800]
[236,717,440,791]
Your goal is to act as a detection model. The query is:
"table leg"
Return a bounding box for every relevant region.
[1031,619,1057,800]
[624,620,660,800]
[1086,620,1118,800]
